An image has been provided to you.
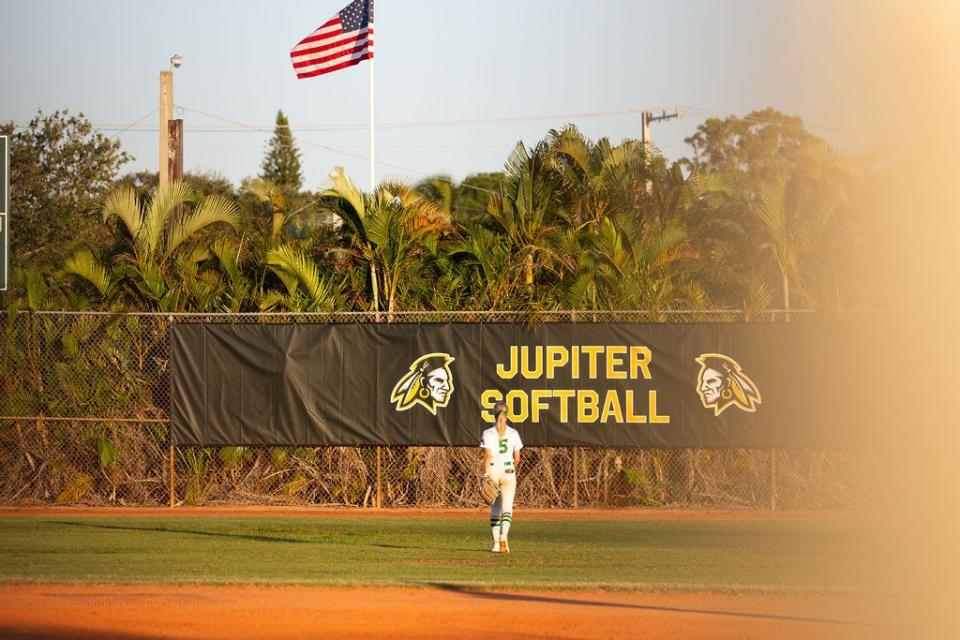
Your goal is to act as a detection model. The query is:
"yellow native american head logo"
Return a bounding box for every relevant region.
[390,353,455,415]
[695,353,761,416]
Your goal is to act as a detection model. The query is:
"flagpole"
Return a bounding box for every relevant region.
[368,53,380,319]
[369,57,375,192]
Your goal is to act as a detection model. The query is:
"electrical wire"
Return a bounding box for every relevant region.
[35,105,673,134]
[16,102,881,188]
[173,105,432,177]
[108,108,158,140]
[11,103,886,138]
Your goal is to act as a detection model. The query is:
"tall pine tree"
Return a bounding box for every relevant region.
[260,110,303,191]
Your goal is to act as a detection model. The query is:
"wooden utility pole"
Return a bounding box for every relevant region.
[168,120,183,182]
[641,112,652,150]
[168,119,183,217]
[159,70,173,188]
[641,109,681,193]
[640,109,681,148]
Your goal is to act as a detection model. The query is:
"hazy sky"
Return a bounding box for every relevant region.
[1,0,885,189]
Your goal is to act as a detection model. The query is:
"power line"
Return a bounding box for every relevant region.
[9,104,886,139]
[19,105,676,134]
[176,105,432,177]
[199,104,673,131]
[108,108,158,140]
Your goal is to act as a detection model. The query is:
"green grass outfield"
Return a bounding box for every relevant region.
[0,515,870,592]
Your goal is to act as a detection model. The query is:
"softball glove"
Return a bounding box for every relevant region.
[480,474,499,505]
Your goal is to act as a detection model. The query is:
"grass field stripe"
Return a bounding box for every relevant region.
[0,514,867,594]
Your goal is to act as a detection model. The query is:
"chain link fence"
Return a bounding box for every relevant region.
[0,310,880,509]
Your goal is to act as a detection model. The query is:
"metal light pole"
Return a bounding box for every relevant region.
[159,54,182,189]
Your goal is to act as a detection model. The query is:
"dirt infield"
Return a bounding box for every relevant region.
[0,584,889,640]
[0,506,851,521]
[0,508,888,637]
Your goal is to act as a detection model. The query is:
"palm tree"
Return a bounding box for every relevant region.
[64,181,240,311]
[260,244,338,312]
[545,125,648,226]
[414,175,458,216]
[753,146,848,315]
[320,173,449,314]
[209,238,254,313]
[485,141,574,306]
[755,175,796,314]
[573,214,697,311]
[447,223,514,309]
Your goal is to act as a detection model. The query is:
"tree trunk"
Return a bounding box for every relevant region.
[370,262,380,317]
[525,254,534,299]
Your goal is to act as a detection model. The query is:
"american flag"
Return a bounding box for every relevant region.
[290,0,374,79]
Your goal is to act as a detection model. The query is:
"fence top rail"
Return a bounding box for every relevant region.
[3,309,887,319]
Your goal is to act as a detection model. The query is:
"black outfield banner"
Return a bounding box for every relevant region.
[170,322,873,448]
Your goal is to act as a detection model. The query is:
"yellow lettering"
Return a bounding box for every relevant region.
[600,390,624,423]
[545,346,569,380]
[530,389,551,423]
[630,346,652,380]
[520,346,544,379]
[506,390,529,422]
[480,389,502,423]
[577,390,600,423]
[496,346,518,379]
[553,389,575,422]
[571,346,580,379]
[582,346,603,379]
[606,346,627,379]
[649,390,670,424]
[625,389,646,423]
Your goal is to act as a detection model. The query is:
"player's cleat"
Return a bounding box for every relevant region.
[491,542,500,552]
[499,539,509,554]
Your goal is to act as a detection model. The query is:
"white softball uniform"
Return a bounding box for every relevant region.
[481,425,523,530]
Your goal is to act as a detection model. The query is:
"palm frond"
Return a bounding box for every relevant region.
[755,175,788,245]
[144,181,196,258]
[321,171,366,224]
[101,186,143,240]
[211,238,243,284]
[163,193,240,261]
[64,249,112,297]
[12,268,49,310]
[265,245,335,311]
[258,290,291,312]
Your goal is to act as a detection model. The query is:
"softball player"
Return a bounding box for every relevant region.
[481,401,523,553]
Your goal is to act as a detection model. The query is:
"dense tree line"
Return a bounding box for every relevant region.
[1,107,879,314]
[0,109,877,507]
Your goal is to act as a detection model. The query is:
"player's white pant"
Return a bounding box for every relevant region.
[489,468,516,541]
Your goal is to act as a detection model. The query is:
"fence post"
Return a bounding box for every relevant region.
[572,447,579,508]
[602,453,609,505]
[168,444,175,508]
[167,313,175,509]
[375,446,382,508]
[769,448,778,511]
